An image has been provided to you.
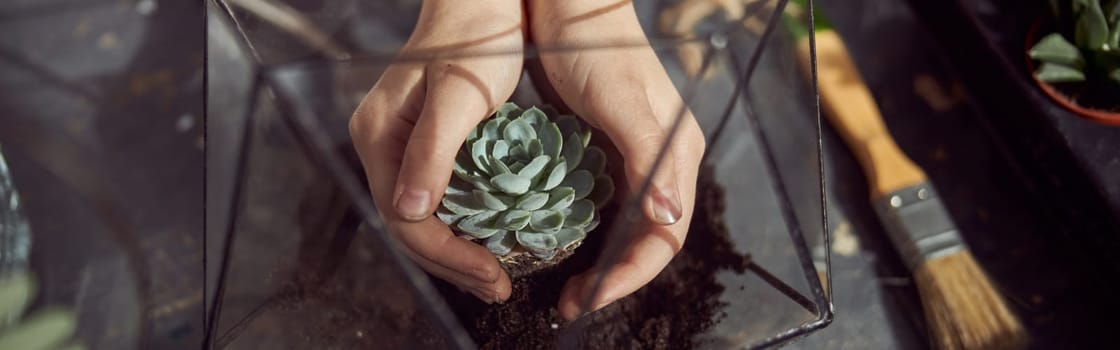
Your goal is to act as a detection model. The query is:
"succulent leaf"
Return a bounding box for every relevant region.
[564,199,595,228]
[516,231,559,251]
[530,249,557,260]
[471,140,491,175]
[496,103,522,118]
[456,170,495,192]
[561,170,595,200]
[485,231,517,256]
[491,173,532,195]
[1029,33,1085,68]
[483,118,502,142]
[529,210,566,233]
[589,175,616,207]
[516,192,550,211]
[554,228,587,250]
[528,139,544,158]
[562,133,585,173]
[474,190,513,211]
[436,207,467,225]
[492,140,510,161]
[540,159,568,191]
[586,212,602,232]
[1036,62,1087,82]
[446,176,475,195]
[504,118,537,144]
[545,187,576,211]
[522,107,548,128]
[579,146,607,175]
[1106,0,1120,47]
[489,155,512,175]
[518,155,551,180]
[439,102,614,261]
[458,211,501,239]
[509,145,529,159]
[1076,0,1109,49]
[497,210,532,231]
[540,122,563,159]
[442,192,488,216]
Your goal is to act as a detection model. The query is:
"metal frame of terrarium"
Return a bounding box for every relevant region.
[205,0,833,348]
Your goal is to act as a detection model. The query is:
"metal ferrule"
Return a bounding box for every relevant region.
[872,182,965,271]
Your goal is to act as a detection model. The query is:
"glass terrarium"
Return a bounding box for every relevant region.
[205,0,832,348]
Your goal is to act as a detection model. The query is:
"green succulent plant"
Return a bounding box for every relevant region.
[437,102,614,260]
[0,271,83,350]
[1030,0,1120,84]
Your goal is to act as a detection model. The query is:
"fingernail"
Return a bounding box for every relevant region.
[395,188,431,220]
[647,186,681,225]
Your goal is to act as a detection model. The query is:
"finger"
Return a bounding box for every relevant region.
[400,243,513,303]
[393,63,497,221]
[367,144,507,284]
[593,94,684,226]
[559,124,703,320]
[557,223,680,320]
[350,66,505,285]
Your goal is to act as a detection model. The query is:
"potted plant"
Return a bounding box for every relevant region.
[436,102,615,277]
[1027,0,1120,124]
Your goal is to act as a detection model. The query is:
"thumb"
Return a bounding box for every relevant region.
[393,64,496,221]
[595,97,685,226]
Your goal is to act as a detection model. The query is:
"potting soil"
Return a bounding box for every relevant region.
[267,165,748,349]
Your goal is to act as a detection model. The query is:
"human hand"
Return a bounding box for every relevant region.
[348,0,525,303]
[526,0,707,320]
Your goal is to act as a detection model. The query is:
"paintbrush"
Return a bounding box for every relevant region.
[784,2,1027,349]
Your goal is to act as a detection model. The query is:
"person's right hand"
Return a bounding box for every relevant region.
[348,0,524,303]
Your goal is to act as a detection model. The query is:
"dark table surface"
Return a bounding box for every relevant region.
[814,0,1120,348]
[0,0,1117,349]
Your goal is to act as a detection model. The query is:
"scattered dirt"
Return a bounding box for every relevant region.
[259,164,748,349]
[434,165,751,349]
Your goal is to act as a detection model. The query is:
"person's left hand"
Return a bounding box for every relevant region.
[348,0,526,303]
[526,0,707,320]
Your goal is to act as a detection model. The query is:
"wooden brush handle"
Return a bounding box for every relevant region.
[796,31,927,199]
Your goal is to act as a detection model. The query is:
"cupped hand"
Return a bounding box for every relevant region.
[348,0,525,303]
[527,0,707,320]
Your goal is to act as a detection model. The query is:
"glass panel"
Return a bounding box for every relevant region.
[208,81,462,348]
[208,0,830,348]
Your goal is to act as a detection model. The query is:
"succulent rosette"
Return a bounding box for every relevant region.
[437,102,614,260]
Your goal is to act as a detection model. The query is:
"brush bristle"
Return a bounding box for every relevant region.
[914,251,1028,350]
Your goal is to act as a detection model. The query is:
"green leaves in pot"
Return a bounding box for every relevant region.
[438,102,614,260]
[1031,0,1120,84]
